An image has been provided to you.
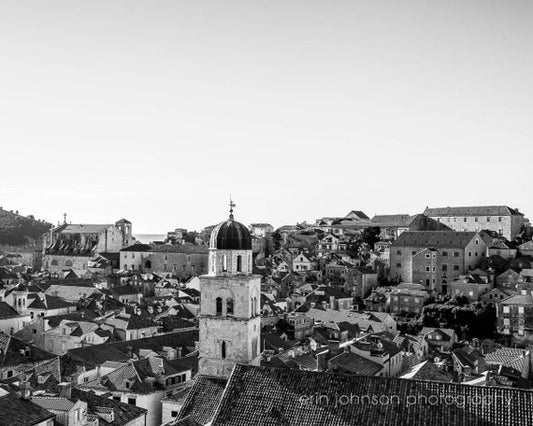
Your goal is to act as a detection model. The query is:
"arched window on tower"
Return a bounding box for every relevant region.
[222,255,227,272]
[226,298,234,316]
[65,260,73,267]
[221,341,227,359]
[216,297,223,316]
[236,255,242,272]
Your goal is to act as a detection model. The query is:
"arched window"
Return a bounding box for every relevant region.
[227,298,234,315]
[221,341,226,359]
[222,255,227,272]
[51,259,58,266]
[65,260,73,267]
[236,255,242,272]
[145,260,152,269]
[216,297,223,316]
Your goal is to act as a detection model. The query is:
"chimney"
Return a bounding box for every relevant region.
[58,382,72,399]
[127,346,134,358]
[19,381,31,400]
[177,347,182,359]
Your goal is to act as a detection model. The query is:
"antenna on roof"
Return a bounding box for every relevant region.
[63,213,67,225]
[229,195,236,220]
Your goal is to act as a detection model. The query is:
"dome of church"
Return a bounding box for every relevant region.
[210,217,252,250]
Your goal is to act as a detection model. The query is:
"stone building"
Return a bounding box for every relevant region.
[42,219,133,273]
[423,206,526,241]
[390,231,487,294]
[198,207,261,377]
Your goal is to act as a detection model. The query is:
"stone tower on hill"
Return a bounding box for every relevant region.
[198,204,261,377]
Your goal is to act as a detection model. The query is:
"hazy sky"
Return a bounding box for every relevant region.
[1,1,532,233]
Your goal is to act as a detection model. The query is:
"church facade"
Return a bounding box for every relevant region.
[198,208,261,377]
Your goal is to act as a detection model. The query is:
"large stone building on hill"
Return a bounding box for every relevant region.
[423,205,527,241]
[42,219,133,273]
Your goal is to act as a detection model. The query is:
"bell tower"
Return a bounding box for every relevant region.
[198,202,261,377]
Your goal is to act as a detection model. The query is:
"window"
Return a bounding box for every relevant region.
[425,266,430,272]
[113,396,121,401]
[237,255,242,272]
[442,251,448,257]
[487,217,490,222]
[226,298,234,315]
[453,265,460,271]
[465,218,468,222]
[171,411,179,418]
[503,306,510,314]
[75,409,81,421]
[216,297,223,316]
[396,263,401,268]
[432,267,436,272]
[425,254,431,259]
[412,251,416,255]
[468,252,472,257]
[454,252,460,257]
[442,264,448,271]
[475,239,479,245]
[221,341,227,359]
[499,217,502,222]
[519,306,524,315]
[396,250,402,256]
[128,398,136,406]
[474,217,478,222]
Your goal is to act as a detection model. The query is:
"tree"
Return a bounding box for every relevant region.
[361,226,381,249]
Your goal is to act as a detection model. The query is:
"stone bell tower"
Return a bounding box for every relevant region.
[198,201,261,377]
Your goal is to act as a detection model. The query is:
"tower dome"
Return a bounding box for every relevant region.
[209,200,252,250]
[209,219,252,250]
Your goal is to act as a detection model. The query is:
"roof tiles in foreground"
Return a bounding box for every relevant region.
[210,364,533,426]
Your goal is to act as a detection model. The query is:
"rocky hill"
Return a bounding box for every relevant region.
[0,207,52,247]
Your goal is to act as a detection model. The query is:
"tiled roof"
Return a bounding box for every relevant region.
[0,388,55,426]
[400,361,452,382]
[72,388,147,425]
[500,293,533,305]
[112,286,141,296]
[392,231,478,249]
[56,224,113,234]
[177,375,228,424]
[328,352,383,376]
[0,333,57,369]
[149,245,209,254]
[424,206,522,217]
[371,214,414,227]
[120,243,153,252]
[32,396,76,411]
[485,347,528,368]
[0,302,20,319]
[211,365,533,426]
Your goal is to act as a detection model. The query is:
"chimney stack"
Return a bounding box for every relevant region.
[58,382,72,400]
[19,381,31,400]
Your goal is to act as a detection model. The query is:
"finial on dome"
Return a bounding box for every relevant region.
[229,196,236,221]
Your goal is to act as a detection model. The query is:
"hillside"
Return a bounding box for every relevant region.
[0,207,52,247]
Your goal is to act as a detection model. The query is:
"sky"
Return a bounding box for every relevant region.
[0,0,532,233]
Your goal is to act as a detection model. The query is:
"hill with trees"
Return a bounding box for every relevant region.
[0,206,52,247]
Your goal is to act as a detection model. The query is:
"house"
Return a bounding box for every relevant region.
[316,234,340,256]
[42,319,111,355]
[42,219,133,273]
[518,240,533,257]
[111,286,143,305]
[497,269,522,289]
[26,294,77,320]
[119,243,153,272]
[0,333,61,382]
[496,290,533,342]
[346,267,379,297]
[423,206,526,241]
[32,383,88,426]
[249,223,274,238]
[448,273,492,301]
[349,334,403,377]
[103,310,160,341]
[0,384,55,426]
[0,301,31,335]
[485,347,530,380]
[78,356,193,426]
[292,253,315,272]
[390,231,487,294]
[420,327,457,352]
[328,351,383,376]
[481,288,516,305]
[389,283,431,315]
[488,241,517,260]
